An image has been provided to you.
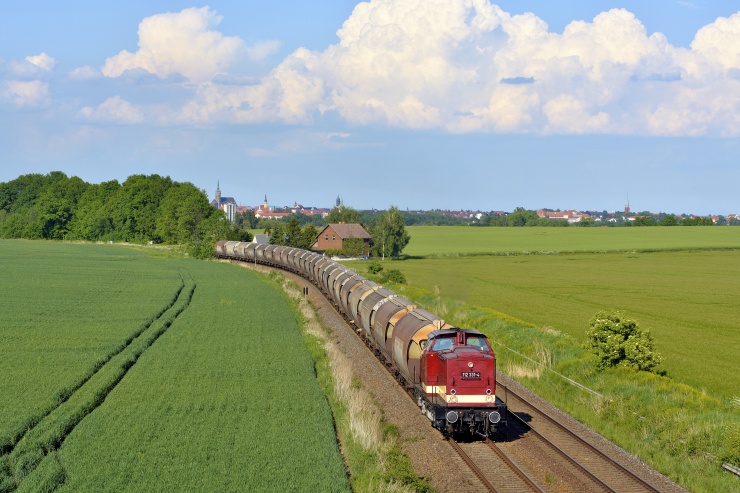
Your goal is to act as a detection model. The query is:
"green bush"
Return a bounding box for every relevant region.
[586,311,662,372]
[380,269,406,285]
[367,260,383,274]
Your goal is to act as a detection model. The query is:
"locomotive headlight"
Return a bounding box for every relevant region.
[488,411,501,424]
[467,361,474,368]
[450,395,458,403]
[485,395,494,403]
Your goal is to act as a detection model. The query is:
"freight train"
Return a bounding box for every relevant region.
[215,240,507,437]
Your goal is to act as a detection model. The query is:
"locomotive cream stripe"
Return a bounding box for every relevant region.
[423,384,497,404]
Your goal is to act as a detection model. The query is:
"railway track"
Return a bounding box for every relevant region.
[448,438,544,493]
[499,383,662,492]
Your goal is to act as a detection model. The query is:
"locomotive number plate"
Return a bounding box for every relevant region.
[461,372,481,379]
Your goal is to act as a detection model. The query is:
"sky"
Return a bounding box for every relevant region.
[1,1,738,216]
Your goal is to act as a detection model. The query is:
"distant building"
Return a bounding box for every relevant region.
[313,223,371,256]
[252,234,269,245]
[210,181,238,222]
[537,209,590,224]
[223,202,236,222]
[210,181,236,208]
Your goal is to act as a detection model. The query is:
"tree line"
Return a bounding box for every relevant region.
[0,172,248,258]
[0,172,412,259]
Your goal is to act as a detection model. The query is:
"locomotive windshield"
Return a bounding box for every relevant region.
[432,337,454,351]
[429,333,490,352]
[466,336,490,351]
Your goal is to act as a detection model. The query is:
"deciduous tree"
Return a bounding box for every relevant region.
[370,206,410,260]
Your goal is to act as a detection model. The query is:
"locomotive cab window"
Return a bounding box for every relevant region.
[432,337,454,352]
[466,336,489,351]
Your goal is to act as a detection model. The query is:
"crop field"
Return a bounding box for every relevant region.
[402,225,740,257]
[350,226,740,400]
[0,241,348,492]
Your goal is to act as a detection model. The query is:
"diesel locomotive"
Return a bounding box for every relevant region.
[215,240,507,437]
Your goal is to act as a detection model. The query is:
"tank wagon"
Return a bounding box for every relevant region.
[215,240,507,437]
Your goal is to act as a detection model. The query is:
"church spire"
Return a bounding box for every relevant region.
[215,180,221,206]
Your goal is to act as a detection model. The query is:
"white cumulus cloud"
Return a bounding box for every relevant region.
[246,40,281,61]
[691,12,740,71]
[102,7,244,83]
[4,80,50,107]
[79,96,144,123]
[108,0,740,137]
[69,66,102,80]
[25,52,56,71]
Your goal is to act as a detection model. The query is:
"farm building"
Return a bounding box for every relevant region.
[313,223,371,256]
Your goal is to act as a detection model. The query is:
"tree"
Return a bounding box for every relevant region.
[107,174,173,241]
[155,183,213,244]
[586,311,662,372]
[236,209,258,229]
[37,175,89,239]
[370,206,410,260]
[507,207,539,226]
[341,237,365,257]
[325,206,362,225]
[268,217,317,249]
[68,180,120,240]
[660,215,678,226]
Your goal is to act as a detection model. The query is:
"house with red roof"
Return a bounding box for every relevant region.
[313,223,371,256]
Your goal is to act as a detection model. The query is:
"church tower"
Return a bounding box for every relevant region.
[625,194,631,216]
[215,181,222,206]
[263,194,268,210]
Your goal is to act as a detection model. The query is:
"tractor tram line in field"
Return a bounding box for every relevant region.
[0,275,196,492]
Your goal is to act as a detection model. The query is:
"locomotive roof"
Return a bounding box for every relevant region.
[428,328,486,339]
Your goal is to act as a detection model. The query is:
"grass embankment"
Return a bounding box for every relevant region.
[261,267,434,493]
[0,241,349,492]
[345,226,740,493]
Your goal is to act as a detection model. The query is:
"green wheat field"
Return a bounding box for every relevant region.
[0,240,348,493]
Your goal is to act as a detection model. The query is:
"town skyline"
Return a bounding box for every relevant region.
[209,182,737,221]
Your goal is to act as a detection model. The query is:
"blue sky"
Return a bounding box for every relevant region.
[1,1,738,215]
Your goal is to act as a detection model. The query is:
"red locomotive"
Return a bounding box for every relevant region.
[420,329,505,435]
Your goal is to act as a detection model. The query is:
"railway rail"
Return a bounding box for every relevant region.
[449,438,544,493]
[500,383,662,492]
